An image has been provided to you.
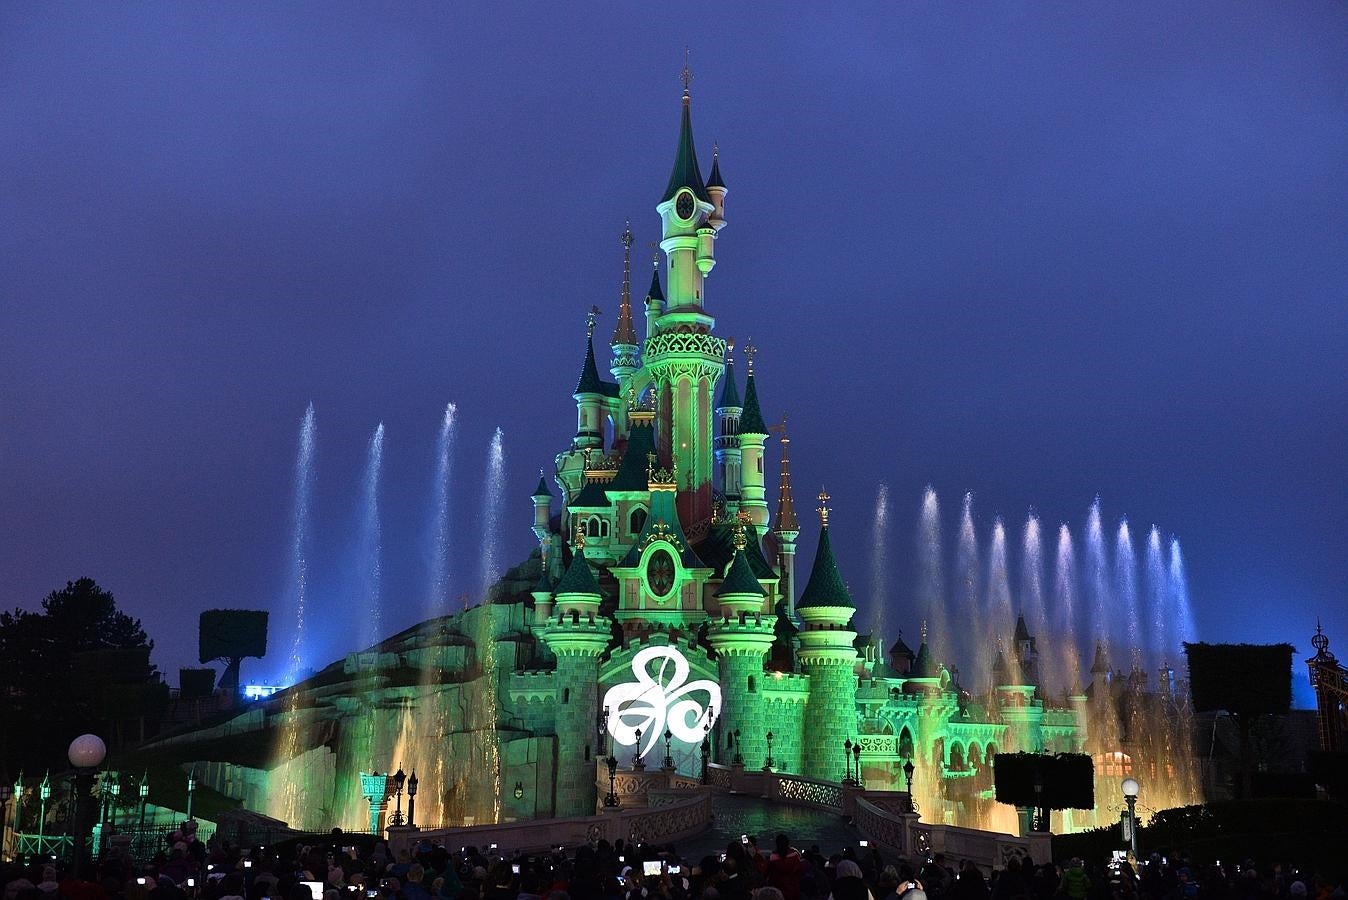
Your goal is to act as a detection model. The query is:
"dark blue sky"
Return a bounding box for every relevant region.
[2,3,1344,693]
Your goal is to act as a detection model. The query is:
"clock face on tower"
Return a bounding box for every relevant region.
[646,547,676,599]
[675,190,696,221]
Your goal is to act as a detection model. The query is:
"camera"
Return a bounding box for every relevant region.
[187,879,196,888]
[137,878,148,886]
[643,862,662,877]
[859,841,868,848]
[512,865,521,875]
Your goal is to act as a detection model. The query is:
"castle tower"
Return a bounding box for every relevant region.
[737,345,770,529]
[531,470,552,544]
[573,309,608,452]
[714,342,743,505]
[796,490,859,781]
[646,74,726,527]
[539,527,610,815]
[771,416,801,612]
[707,515,775,768]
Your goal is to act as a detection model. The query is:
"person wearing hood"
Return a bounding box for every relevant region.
[829,861,875,900]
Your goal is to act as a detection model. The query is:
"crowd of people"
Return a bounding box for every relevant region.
[3,827,1344,900]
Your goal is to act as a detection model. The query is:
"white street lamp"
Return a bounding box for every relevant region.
[1121,777,1140,859]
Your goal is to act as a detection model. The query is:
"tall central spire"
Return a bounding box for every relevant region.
[774,416,800,532]
[662,53,710,204]
[611,222,638,347]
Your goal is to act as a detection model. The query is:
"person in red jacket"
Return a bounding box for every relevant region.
[766,835,806,900]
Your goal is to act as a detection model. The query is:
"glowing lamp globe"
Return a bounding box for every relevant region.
[67,734,107,769]
[1121,777,1140,798]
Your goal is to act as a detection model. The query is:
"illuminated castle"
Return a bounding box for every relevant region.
[174,78,1199,834]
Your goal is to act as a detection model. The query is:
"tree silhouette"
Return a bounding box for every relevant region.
[0,578,163,775]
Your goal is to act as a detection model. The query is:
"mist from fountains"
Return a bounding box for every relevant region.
[869,482,891,642]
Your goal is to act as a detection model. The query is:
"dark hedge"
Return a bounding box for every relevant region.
[993,752,1095,810]
[1184,642,1292,716]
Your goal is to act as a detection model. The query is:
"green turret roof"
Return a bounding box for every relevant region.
[796,526,854,610]
[533,474,553,498]
[555,546,602,597]
[1014,614,1031,643]
[646,267,665,305]
[717,356,741,410]
[694,520,775,579]
[607,421,655,492]
[569,480,612,508]
[739,372,767,434]
[575,335,606,396]
[912,639,938,678]
[707,151,725,189]
[716,548,765,597]
[661,97,711,204]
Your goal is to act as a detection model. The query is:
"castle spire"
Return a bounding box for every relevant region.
[662,51,710,204]
[611,222,638,347]
[773,415,800,533]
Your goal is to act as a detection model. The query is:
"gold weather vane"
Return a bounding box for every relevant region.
[733,514,748,552]
[586,305,601,338]
[817,488,831,527]
[681,47,692,96]
[573,520,586,551]
[743,339,757,376]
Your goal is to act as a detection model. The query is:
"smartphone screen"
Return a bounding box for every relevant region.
[511,865,521,875]
[643,862,662,877]
[302,881,324,900]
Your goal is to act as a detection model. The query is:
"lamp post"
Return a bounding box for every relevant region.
[732,729,743,766]
[662,729,674,771]
[389,767,406,827]
[597,706,611,756]
[1121,777,1140,859]
[39,774,51,845]
[107,778,120,832]
[68,734,107,871]
[406,770,417,827]
[852,741,862,788]
[632,729,645,771]
[764,732,775,772]
[604,755,619,808]
[137,774,149,833]
[186,768,196,823]
[700,728,711,784]
[843,740,854,785]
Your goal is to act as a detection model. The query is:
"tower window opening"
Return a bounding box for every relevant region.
[587,518,602,538]
[748,675,757,693]
[585,744,591,761]
[630,508,648,534]
[562,688,570,704]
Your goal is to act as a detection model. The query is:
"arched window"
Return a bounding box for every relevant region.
[968,743,983,768]
[562,688,570,705]
[630,507,648,534]
[748,675,757,693]
[898,727,915,760]
[587,517,601,538]
[600,519,610,538]
[950,743,966,771]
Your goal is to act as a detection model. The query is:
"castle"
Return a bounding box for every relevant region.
[175,79,1198,835]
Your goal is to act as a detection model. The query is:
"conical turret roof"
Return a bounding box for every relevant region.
[661,95,711,204]
[716,548,765,597]
[992,648,1011,684]
[911,638,938,678]
[646,267,665,305]
[707,150,725,189]
[739,372,767,435]
[533,473,553,498]
[718,355,741,409]
[796,526,853,610]
[555,546,602,597]
[575,335,606,396]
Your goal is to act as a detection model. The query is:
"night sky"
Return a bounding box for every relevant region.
[3,3,1344,697]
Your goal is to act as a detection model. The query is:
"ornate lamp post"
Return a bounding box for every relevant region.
[107,777,120,831]
[764,731,775,772]
[597,706,611,756]
[700,730,711,784]
[406,770,418,827]
[853,741,862,787]
[67,734,107,872]
[39,774,52,845]
[604,755,620,808]
[389,767,407,826]
[137,774,149,832]
[1121,777,1140,859]
[732,729,744,766]
[185,768,196,823]
[632,729,646,770]
[903,758,917,814]
[662,729,675,771]
[843,740,854,785]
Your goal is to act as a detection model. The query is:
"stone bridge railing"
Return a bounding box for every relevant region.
[386,789,712,857]
[705,763,1052,872]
